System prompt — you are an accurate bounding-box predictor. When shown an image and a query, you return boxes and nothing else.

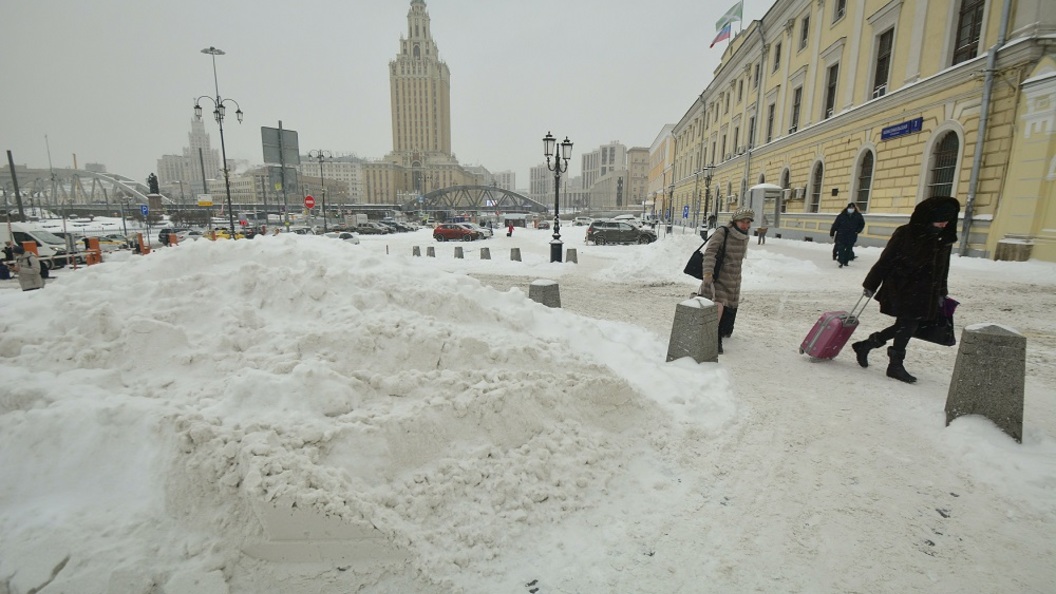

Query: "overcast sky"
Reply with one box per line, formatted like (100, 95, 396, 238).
(2, 0, 767, 188)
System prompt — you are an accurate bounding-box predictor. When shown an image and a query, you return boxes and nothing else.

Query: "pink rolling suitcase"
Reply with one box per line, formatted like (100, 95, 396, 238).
(799, 295, 870, 361)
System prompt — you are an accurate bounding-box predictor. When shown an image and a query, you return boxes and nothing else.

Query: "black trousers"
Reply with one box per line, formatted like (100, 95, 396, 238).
(874, 317, 920, 351)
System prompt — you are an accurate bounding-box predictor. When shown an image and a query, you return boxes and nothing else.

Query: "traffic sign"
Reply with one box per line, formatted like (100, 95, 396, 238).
(682, 205, 690, 219)
(141, 205, 149, 217)
(304, 195, 315, 208)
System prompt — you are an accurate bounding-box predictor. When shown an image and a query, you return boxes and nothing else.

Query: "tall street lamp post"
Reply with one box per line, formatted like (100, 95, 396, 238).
(194, 46, 243, 239)
(543, 131, 573, 263)
(308, 149, 332, 232)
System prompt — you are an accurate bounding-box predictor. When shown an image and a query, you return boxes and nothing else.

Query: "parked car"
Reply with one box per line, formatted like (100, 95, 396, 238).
(355, 222, 392, 235)
(158, 228, 190, 245)
(586, 219, 657, 245)
(573, 216, 593, 226)
(95, 233, 133, 251)
(433, 223, 479, 242)
(612, 214, 643, 227)
(459, 223, 492, 238)
(323, 231, 361, 244)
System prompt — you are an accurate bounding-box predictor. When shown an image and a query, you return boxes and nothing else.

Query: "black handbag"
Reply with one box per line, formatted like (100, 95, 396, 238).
(914, 297, 959, 346)
(683, 243, 706, 279)
(682, 227, 729, 280)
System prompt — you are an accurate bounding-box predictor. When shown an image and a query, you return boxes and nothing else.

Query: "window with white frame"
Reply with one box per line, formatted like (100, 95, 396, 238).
(952, 0, 985, 65)
(766, 103, 776, 142)
(928, 132, 960, 197)
(790, 87, 802, 132)
(872, 29, 893, 98)
(855, 150, 874, 212)
(824, 64, 839, 119)
(809, 162, 824, 213)
(800, 15, 810, 50)
(773, 42, 782, 72)
(833, 0, 847, 23)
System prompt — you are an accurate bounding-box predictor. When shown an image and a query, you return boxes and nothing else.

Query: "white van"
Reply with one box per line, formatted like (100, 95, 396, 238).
(0, 222, 74, 269)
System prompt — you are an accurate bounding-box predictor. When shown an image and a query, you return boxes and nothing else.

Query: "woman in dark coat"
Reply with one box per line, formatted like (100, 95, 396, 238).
(851, 196, 960, 383)
(830, 203, 865, 267)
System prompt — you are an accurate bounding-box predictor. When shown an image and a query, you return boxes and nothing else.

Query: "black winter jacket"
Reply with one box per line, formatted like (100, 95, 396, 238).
(830, 209, 865, 245)
(863, 196, 960, 321)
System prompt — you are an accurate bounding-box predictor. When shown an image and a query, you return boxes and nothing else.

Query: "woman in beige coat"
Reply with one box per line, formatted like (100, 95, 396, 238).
(11, 246, 45, 291)
(697, 208, 753, 353)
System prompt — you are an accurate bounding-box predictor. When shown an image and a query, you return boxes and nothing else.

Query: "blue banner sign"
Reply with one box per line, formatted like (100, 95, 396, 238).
(881, 117, 923, 141)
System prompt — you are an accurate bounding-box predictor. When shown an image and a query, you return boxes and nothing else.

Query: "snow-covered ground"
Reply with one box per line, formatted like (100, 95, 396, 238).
(1, 223, 1054, 593)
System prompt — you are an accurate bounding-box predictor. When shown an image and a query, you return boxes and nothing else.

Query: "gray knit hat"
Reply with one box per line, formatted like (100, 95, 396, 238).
(732, 208, 755, 222)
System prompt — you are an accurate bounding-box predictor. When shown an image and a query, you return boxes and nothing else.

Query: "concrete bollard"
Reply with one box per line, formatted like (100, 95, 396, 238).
(666, 297, 719, 363)
(480, 247, 491, 260)
(945, 324, 1026, 442)
(566, 248, 578, 263)
(412, 246, 421, 257)
(454, 246, 464, 259)
(426, 246, 435, 258)
(528, 280, 561, 308)
(510, 247, 522, 262)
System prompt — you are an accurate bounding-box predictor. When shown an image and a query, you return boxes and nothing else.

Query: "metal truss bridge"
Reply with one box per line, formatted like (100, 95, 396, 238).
(2, 167, 174, 212)
(403, 185, 549, 214)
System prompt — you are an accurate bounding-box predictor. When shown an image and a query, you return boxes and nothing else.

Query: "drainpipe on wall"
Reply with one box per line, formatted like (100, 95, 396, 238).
(960, 0, 1013, 256)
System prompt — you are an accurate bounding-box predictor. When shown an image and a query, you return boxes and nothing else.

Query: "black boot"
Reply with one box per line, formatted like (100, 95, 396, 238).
(850, 333, 885, 368)
(719, 307, 738, 338)
(886, 347, 917, 383)
(717, 334, 724, 355)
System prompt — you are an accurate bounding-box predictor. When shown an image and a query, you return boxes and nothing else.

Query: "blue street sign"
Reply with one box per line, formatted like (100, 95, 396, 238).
(683, 205, 690, 219)
(881, 117, 924, 141)
(140, 205, 149, 217)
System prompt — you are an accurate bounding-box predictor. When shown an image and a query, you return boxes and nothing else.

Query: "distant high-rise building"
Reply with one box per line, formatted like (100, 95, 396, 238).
(156, 119, 221, 198)
(362, 0, 481, 206)
(493, 171, 516, 192)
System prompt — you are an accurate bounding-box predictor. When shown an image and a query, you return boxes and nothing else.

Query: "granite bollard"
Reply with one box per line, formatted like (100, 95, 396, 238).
(946, 324, 1026, 442)
(426, 246, 435, 258)
(528, 280, 561, 308)
(480, 247, 491, 260)
(565, 248, 578, 263)
(454, 246, 464, 259)
(510, 247, 522, 262)
(412, 246, 421, 257)
(666, 297, 720, 363)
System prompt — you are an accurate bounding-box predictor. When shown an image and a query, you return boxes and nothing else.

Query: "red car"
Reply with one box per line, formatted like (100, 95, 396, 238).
(433, 223, 480, 242)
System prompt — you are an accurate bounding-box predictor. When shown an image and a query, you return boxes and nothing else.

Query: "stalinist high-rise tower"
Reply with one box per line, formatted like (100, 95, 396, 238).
(362, 0, 479, 205)
(390, 0, 451, 157)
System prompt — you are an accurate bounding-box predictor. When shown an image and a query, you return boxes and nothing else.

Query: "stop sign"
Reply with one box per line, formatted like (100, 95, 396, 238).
(303, 195, 316, 208)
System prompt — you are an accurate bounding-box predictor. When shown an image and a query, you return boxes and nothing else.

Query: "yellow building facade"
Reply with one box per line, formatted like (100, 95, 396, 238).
(668, 0, 1056, 260)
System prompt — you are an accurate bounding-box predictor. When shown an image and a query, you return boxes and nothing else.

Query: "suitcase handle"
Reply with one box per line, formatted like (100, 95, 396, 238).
(847, 294, 870, 324)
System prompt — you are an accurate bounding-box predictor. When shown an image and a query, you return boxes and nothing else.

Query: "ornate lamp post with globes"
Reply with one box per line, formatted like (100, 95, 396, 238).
(542, 131, 573, 263)
(194, 46, 243, 239)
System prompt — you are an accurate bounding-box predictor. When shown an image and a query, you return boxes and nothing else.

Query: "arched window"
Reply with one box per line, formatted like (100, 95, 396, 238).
(855, 151, 874, 212)
(928, 132, 959, 197)
(758, 173, 766, 184)
(809, 162, 824, 212)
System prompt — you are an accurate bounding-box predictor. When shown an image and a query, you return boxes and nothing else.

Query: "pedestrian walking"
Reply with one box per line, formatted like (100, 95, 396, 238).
(830, 203, 865, 267)
(696, 208, 754, 353)
(851, 196, 960, 383)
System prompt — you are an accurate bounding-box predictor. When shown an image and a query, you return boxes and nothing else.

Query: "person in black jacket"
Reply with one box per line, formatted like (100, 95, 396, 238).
(830, 203, 865, 267)
(850, 196, 960, 383)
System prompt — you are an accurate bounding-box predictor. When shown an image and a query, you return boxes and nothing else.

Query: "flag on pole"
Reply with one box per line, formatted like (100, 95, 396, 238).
(710, 23, 732, 48)
(715, 1, 744, 32)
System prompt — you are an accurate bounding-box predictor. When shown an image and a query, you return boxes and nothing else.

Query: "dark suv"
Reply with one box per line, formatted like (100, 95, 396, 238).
(586, 219, 657, 245)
